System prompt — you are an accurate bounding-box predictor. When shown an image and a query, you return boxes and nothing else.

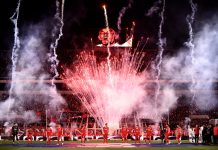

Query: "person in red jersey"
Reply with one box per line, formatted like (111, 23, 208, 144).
(165, 124, 171, 144)
(46, 126, 52, 144)
(145, 125, 153, 144)
(80, 124, 86, 143)
(194, 124, 200, 143)
(121, 125, 128, 143)
(103, 123, 109, 143)
(134, 125, 141, 144)
(175, 125, 182, 144)
(33, 127, 39, 141)
(128, 127, 134, 138)
(26, 126, 33, 144)
(214, 124, 218, 144)
(56, 124, 63, 145)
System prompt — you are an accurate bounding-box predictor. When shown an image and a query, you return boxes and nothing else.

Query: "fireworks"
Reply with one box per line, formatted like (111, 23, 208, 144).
(0, 0, 217, 129)
(62, 49, 150, 129)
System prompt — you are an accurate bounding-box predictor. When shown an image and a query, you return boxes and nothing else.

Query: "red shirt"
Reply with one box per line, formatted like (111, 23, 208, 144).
(57, 127, 63, 136)
(134, 127, 140, 136)
(146, 127, 153, 136)
(103, 127, 109, 135)
(194, 127, 199, 135)
(214, 126, 218, 136)
(34, 129, 39, 136)
(46, 127, 52, 136)
(81, 126, 86, 136)
(27, 128, 33, 136)
(176, 127, 182, 136)
(165, 127, 170, 135)
(121, 127, 128, 136)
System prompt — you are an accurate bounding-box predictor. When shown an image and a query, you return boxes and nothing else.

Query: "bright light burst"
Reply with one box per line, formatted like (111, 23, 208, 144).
(62, 49, 150, 130)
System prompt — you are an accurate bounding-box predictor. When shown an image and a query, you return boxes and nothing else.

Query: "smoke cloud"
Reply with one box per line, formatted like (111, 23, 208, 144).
(162, 19, 218, 110)
(117, 0, 133, 32)
(146, 0, 162, 16)
(0, 24, 65, 122)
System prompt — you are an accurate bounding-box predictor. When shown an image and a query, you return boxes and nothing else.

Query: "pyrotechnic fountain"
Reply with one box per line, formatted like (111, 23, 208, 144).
(62, 5, 146, 130)
(62, 49, 150, 130)
(61, 1, 171, 131)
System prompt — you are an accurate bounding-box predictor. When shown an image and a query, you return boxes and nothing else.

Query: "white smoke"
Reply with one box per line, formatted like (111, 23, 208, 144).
(146, 0, 162, 16)
(136, 17, 218, 124)
(159, 86, 177, 113)
(49, 122, 57, 133)
(0, 25, 65, 122)
(3, 122, 12, 136)
(136, 84, 177, 122)
(117, 0, 133, 32)
(192, 22, 218, 109)
(162, 20, 218, 110)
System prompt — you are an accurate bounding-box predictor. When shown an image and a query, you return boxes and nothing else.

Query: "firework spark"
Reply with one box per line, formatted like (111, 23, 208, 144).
(154, 0, 166, 117)
(49, 0, 65, 86)
(7, 0, 22, 114)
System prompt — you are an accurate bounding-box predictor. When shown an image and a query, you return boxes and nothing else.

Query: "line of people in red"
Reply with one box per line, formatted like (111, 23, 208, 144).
(77, 123, 183, 144)
(99, 123, 182, 144)
(45, 124, 64, 145)
(26, 123, 218, 145)
(26, 124, 64, 145)
(10, 122, 218, 145)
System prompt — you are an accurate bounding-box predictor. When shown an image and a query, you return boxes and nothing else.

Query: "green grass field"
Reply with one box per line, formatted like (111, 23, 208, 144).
(0, 139, 190, 144)
(0, 146, 218, 150)
(0, 140, 218, 150)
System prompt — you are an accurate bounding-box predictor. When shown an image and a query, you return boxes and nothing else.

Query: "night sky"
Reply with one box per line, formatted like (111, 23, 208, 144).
(0, 0, 218, 77)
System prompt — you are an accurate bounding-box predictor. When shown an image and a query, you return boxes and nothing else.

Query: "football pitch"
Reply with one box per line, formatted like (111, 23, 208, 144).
(0, 145, 217, 150)
(0, 140, 218, 150)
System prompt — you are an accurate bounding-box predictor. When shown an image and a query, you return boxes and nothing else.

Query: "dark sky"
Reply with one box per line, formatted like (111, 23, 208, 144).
(1, 0, 218, 48)
(0, 0, 218, 76)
